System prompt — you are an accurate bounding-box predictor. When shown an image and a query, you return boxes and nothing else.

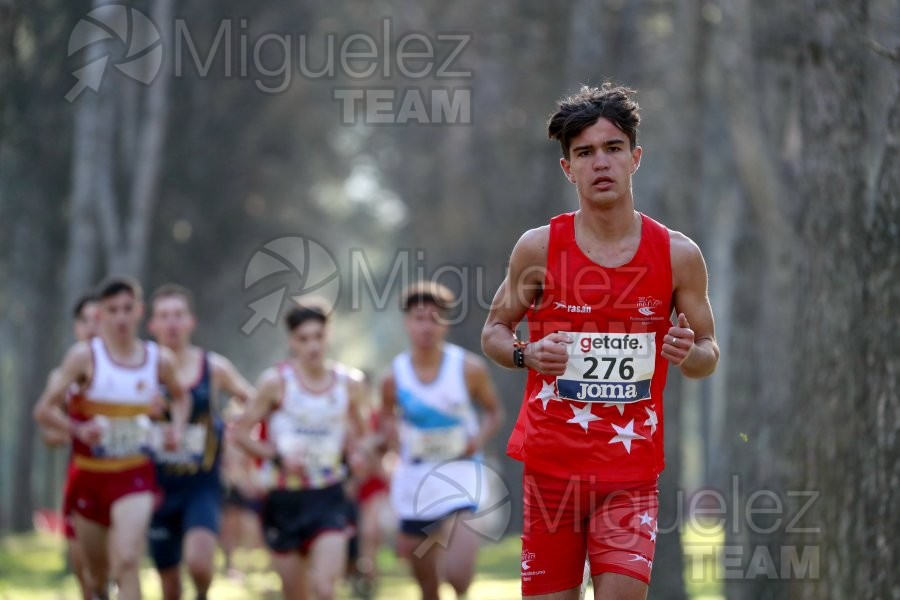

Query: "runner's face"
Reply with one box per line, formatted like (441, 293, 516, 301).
(561, 118, 642, 208)
(148, 296, 195, 348)
(404, 303, 448, 351)
(100, 291, 143, 339)
(288, 319, 327, 367)
(73, 302, 100, 342)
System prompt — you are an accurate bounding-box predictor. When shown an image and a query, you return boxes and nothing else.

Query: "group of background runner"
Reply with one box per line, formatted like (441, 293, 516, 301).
(34, 277, 500, 600)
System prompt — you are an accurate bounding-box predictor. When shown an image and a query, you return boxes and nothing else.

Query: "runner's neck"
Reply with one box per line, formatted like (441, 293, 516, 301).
(410, 344, 444, 373)
(169, 342, 196, 364)
(103, 335, 143, 364)
(575, 206, 640, 243)
(293, 359, 330, 386)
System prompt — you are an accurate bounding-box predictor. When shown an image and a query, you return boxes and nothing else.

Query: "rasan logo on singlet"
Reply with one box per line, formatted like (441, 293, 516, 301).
(552, 301, 592, 313)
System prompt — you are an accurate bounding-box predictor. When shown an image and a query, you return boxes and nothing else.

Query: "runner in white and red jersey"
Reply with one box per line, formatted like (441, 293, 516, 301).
(35, 292, 100, 600)
(34, 276, 190, 600)
(482, 83, 719, 600)
(235, 302, 367, 600)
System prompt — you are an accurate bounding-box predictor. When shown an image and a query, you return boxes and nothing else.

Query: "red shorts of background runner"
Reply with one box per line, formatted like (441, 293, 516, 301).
(358, 475, 389, 505)
(520, 466, 659, 596)
(69, 462, 158, 527)
(61, 461, 79, 539)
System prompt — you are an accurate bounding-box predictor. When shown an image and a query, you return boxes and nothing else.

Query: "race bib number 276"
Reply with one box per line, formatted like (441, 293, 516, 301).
(556, 332, 656, 403)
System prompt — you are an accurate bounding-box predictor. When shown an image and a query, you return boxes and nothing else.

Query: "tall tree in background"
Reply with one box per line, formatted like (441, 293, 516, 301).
(719, 0, 899, 597)
(651, 1, 712, 597)
(64, 0, 174, 308)
(0, 0, 82, 532)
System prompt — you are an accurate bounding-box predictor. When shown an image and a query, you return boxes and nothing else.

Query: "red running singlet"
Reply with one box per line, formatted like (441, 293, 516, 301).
(507, 212, 674, 481)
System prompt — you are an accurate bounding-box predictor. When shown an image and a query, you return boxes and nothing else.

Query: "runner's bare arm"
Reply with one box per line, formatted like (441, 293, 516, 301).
(344, 369, 368, 457)
(210, 352, 256, 406)
(33, 342, 92, 441)
(234, 367, 281, 460)
(378, 372, 400, 452)
(158, 347, 191, 439)
(36, 368, 73, 446)
(463, 353, 504, 455)
(482, 226, 572, 375)
(663, 232, 719, 378)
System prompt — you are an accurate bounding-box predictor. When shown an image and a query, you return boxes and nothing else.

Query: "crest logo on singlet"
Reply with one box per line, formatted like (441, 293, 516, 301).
(632, 296, 665, 322)
(637, 296, 662, 313)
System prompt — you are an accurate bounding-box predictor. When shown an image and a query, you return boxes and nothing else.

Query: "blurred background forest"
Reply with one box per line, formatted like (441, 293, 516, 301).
(1, 0, 898, 598)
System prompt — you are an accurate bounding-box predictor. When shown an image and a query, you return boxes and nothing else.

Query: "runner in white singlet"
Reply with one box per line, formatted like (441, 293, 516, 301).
(381, 281, 503, 600)
(235, 303, 367, 600)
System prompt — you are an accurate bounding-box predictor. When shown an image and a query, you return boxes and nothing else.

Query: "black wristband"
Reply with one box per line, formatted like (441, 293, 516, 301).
(513, 346, 526, 368)
(272, 452, 283, 468)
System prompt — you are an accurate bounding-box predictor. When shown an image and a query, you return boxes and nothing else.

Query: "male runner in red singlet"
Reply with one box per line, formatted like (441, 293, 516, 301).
(35, 292, 101, 600)
(482, 83, 719, 599)
(235, 303, 367, 600)
(34, 276, 190, 600)
(147, 284, 256, 600)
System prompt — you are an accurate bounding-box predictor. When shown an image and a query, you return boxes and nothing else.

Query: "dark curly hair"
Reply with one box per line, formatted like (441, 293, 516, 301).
(547, 83, 640, 160)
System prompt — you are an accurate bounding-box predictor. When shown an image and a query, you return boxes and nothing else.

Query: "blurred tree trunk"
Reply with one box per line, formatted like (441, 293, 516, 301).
(8, 198, 59, 531)
(717, 0, 801, 593)
(0, 0, 18, 531)
(789, 5, 897, 596)
(64, 0, 173, 310)
(719, 0, 898, 597)
(116, 0, 173, 276)
(650, 1, 710, 597)
(63, 41, 109, 309)
(0, 0, 74, 532)
(858, 81, 900, 599)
